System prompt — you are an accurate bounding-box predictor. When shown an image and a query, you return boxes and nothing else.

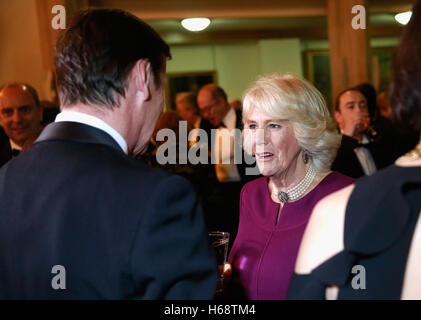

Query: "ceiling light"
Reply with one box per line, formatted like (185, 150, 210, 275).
(181, 18, 211, 32)
(395, 11, 412, 25)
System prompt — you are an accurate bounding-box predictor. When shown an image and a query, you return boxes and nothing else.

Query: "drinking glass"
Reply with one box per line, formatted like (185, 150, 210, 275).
(208, 231, 230, 275)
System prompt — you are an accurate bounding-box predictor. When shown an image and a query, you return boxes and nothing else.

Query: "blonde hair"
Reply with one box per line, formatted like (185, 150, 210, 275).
(242, 73, 340, 174)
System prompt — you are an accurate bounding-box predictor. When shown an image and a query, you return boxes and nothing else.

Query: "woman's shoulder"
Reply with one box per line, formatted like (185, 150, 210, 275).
(324, 171, 355, 188)
(241, 176, 267, 195)
(308, 171, 354, 203)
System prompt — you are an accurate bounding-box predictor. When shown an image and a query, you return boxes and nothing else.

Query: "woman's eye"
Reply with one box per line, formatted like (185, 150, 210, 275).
(269, 123, 281, 129)
(248, 124, 257, 129)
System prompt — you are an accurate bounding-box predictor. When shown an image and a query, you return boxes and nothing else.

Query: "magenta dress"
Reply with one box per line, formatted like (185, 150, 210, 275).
(228, 172, 354, 300)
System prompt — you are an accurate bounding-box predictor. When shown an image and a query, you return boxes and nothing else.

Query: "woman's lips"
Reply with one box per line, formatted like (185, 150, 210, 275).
(256, 152, 274, 161)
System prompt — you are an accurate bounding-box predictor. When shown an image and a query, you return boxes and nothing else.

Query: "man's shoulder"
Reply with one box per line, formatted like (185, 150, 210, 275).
(28, 138, 175, 184)
(6, 140, 194, 204)
(117, 154, 177, 182)
(0, 139, 11, 152)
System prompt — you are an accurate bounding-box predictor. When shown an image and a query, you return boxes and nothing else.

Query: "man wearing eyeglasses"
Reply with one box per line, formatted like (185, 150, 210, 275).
(197, 84, 257, 246)
(0, 83, 43, 166)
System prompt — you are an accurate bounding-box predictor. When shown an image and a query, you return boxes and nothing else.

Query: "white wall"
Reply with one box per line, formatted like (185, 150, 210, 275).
(259, 38, 303, 77)
(0, 0, 48, 99)
(214, 43, 260, 101)
(167, 38, 304, 104)
(167, 45, 215, 73)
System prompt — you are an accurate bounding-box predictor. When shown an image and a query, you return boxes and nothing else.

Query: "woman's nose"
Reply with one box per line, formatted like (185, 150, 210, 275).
(255, 128, 267, 145)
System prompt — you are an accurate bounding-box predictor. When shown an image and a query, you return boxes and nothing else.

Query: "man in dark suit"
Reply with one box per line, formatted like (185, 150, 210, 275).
(332, 88, 397, 178)
(197, 84, 258, 246)
(0, 83, 43, 167)
(0, 9, 217, 299)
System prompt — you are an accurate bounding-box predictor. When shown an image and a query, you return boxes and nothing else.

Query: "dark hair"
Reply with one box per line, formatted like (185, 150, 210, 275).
(0, 83, 40, 108)
(353, 83, 377, 120)
(55, 9, 171, 109)
(390, 0, 421, 133)
(334, 88, 364, 112)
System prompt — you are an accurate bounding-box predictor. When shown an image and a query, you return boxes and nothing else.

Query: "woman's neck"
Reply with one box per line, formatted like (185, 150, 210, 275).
(270, 159, 309, 193)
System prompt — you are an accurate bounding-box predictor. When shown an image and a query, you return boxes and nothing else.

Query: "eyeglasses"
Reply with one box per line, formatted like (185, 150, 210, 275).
(199, 100, 219, 116)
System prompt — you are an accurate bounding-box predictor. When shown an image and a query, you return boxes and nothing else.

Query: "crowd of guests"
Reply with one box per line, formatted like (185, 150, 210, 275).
(0, 1, 420, 300)
(136, 71, 418, 258)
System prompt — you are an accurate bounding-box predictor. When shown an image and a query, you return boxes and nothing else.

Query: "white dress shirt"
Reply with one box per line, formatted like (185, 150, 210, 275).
(10, 139, 22, 152)
(354, 134, 377, 176)
(55, 111, 128, 154)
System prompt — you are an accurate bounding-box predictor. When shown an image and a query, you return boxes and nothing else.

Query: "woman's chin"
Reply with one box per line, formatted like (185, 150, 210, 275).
(257, 164, 276, 177)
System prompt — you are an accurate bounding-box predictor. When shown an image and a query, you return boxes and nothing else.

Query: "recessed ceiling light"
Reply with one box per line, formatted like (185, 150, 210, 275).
(181, 18, 211, 32)
(395, 11, 412, 25)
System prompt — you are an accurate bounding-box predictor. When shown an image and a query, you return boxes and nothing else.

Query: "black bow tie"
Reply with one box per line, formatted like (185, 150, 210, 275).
(11, 149, 20, 157)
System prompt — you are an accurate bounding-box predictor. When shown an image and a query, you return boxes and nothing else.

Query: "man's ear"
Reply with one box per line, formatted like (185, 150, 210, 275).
(133, 59, 152, 101)
(334, 110, 342, 127)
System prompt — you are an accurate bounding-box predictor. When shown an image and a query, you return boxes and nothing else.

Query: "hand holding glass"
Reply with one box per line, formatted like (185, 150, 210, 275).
(209, 232, 230, 276)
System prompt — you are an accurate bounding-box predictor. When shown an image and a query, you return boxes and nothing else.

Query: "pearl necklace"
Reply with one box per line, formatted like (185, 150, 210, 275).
(273, 165, 317, 203)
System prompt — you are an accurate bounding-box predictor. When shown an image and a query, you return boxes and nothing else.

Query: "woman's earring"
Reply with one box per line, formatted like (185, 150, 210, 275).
(302, 150, 309, 164)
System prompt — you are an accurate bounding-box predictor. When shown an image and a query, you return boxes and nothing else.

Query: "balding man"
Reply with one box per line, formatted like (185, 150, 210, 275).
(197, 84, 246, 182)
(0, 83, 43, 166)
(197, 84, 256, 243)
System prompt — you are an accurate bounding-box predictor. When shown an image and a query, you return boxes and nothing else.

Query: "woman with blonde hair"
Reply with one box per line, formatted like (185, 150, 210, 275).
(225, 73, 354, 299)
(288, 0, 421, 300)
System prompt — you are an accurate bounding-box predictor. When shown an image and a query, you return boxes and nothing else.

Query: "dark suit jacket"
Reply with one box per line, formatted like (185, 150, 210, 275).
(331, 134, 397, 179)
(0, 121, 217, 299)
(199, 117, 215, 145)
(0, 140, 12, 168)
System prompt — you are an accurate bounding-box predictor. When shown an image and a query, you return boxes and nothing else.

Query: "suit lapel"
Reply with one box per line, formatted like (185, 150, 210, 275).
(35, 122, 124, 154)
